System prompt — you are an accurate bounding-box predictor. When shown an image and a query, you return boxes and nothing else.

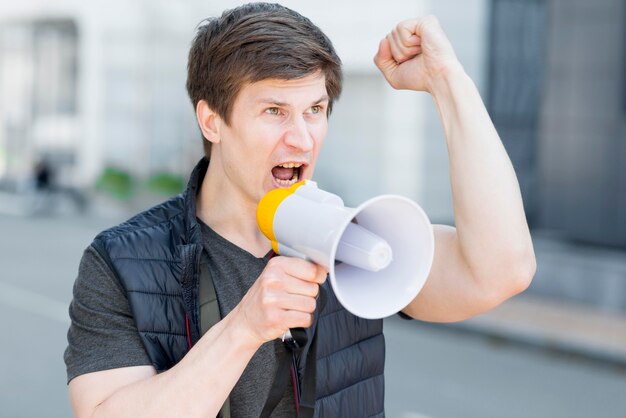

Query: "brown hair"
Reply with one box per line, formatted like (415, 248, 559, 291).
(186, 2, 343, 158)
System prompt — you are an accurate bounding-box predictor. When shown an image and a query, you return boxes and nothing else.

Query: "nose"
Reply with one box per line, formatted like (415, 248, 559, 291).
(283, 115, 314, 152)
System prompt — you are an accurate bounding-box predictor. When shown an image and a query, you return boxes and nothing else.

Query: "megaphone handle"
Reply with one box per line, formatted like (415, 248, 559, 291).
(282, 327, 308, 349)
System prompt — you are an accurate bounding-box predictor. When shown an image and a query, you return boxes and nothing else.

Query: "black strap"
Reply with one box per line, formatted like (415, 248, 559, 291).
(198, 258, 231, 418)
(259, 345, 294, 418)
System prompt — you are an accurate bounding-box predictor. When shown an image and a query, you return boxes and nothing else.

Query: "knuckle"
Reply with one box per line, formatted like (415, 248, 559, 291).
(263, 271, 282, 289)
(267, 274, 281, 287)
(307, 264, 318, 279)
(260, 292, 274, 309)
(259, 274, 272, 288)
(311, 283, 320, 298)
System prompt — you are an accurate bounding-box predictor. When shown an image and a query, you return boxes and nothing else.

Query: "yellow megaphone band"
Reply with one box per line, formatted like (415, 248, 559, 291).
(256, 181, 305, 253)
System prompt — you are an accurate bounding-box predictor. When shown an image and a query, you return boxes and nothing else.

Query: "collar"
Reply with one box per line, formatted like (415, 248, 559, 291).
(182, 157, 209, 246)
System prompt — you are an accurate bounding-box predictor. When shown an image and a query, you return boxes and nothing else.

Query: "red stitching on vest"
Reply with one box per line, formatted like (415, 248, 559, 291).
(185, 312, 192, 349)
(290, 365, 299, 413)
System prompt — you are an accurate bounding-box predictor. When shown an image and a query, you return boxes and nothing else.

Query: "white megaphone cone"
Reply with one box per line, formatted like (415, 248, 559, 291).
(257, 180, 435, 319)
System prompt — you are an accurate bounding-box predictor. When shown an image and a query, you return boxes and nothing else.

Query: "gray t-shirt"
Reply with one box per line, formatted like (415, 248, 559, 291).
(64, 221, 295, 417)
(199, 220, 295, 417)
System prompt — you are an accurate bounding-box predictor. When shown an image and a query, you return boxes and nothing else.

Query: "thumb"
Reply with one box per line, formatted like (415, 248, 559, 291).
(373, 38, 397, 75)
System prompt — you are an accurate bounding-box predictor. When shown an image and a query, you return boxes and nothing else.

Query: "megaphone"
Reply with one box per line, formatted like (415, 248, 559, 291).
(256, 180, 434, 319)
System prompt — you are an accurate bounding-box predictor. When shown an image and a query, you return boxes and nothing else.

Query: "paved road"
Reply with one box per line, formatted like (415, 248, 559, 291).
(1, 213, 625, 418)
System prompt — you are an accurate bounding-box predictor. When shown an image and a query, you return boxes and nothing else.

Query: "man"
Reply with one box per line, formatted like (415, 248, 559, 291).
(65, 3, 535, 417)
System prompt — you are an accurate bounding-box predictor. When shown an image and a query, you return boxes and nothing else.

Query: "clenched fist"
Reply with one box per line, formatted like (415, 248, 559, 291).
(374, 15, 463, 93)
(234, 256, 327, 345)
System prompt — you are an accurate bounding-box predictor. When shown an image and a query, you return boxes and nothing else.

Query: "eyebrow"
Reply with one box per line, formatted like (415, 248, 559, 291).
(257, 95, 330, 107)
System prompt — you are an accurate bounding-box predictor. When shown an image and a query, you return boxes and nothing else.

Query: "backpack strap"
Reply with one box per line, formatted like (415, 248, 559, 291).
(199, 258, 231, 418)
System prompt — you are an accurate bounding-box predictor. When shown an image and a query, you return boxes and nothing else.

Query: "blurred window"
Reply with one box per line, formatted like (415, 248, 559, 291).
(0, 19, 78, 182)
(32, 20, 78, 116)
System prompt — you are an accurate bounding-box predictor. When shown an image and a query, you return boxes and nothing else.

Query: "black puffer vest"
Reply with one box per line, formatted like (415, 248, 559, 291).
(91, 158, 385, 417)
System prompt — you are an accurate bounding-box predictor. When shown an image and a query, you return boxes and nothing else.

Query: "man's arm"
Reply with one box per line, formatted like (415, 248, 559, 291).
(68, 256, 326, 417)
(374, 16, 536, 322)
(69, 306, 258, 417)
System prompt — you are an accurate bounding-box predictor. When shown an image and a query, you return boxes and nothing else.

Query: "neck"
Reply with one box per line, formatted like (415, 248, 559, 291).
(196, 160, 271, 258)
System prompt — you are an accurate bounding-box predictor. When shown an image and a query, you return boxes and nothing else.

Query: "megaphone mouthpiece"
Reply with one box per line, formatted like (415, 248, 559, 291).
(335, 223, 392, 272)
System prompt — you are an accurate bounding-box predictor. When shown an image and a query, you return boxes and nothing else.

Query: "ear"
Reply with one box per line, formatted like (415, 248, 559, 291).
(196, 100, 222, 145)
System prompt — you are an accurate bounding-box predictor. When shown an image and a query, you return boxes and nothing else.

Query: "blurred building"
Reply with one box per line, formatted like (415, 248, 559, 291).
(488, 0, 626, 248)
(0, 0, 212, 190)
(0, 0, 488, 218)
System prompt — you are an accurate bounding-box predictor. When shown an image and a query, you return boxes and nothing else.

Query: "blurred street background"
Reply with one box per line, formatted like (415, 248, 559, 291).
(1, 0, 625, 417)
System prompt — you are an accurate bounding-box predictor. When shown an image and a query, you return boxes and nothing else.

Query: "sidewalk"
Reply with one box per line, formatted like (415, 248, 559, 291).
(446, 294, 626, 365)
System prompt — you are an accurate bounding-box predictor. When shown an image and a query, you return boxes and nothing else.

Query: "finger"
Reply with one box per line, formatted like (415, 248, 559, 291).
(398, 17, 430, 39)
(315, 265, 328, 285)
(403, 33, 422, 54)
(386, 33, 404, 63)
(270, 256, 319, 282)
(284, 277, 319, 298)
(278, 294, 317, 313)
(395, 23, 422, 47)
(405, 34, 421, 47)
(283, 265, 325, 297)
(283, 310, 314, 329)
(391, 28, 421, 63)
(374, 38, 395, 71)
(374, 38, 399, 86)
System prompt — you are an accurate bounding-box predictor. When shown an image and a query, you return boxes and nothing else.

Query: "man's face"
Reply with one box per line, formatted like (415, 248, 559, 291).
(213, 72, 329, 204)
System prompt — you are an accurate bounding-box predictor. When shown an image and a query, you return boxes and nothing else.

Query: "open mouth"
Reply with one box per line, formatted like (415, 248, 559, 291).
(271, 162, 304, 187)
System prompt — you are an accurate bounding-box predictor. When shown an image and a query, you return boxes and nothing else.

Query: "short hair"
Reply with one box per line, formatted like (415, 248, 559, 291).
(186, 2, 343, 158)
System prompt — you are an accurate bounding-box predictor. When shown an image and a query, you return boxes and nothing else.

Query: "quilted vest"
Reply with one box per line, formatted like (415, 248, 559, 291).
(91, 158, 385, 417)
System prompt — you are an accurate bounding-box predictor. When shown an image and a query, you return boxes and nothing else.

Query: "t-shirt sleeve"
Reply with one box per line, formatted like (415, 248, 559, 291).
(64, 245, 152, 383)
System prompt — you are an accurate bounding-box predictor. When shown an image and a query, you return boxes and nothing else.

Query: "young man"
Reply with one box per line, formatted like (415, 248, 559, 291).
(65, 3, 535, 417)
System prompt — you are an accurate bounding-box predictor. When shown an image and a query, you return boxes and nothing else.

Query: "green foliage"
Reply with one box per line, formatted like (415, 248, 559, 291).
(95, 167, 184, 201)
(95, 167, 134, 200)
(144, 172, 185, 196)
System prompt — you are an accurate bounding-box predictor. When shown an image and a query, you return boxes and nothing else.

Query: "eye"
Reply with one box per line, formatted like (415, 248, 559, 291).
(308, 105, 322, 114)
(265, 107, 282, 116)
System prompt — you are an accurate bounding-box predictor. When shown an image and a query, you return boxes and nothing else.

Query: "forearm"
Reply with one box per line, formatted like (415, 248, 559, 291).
(91, 307, 260, 418)
(431, 67, 536, 295)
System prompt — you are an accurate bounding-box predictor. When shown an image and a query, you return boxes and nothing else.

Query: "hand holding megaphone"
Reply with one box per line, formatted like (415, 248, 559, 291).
(257, 180, 435, 319)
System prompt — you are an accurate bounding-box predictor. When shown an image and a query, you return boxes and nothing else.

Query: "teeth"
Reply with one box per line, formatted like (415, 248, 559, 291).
(278, 163, 303, 168)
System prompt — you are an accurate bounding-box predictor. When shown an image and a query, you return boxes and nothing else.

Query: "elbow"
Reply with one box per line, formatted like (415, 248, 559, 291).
(481, 249, 537, 308)
(512, 254, 536, 295)
(502, 248, 537, 299)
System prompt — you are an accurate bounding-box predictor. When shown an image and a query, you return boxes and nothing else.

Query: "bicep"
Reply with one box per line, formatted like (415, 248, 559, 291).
(402, 224, 486, 322)
(69, 365, 156, 418)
